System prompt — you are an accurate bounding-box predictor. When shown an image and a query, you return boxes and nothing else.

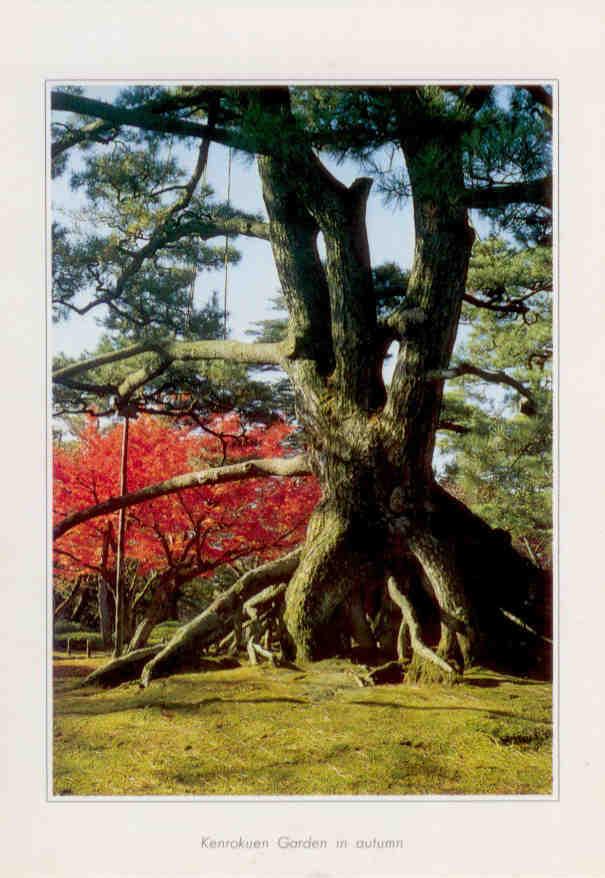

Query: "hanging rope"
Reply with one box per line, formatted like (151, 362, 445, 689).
(222, 146, 232, 340)
(186, 141, 209, 332)
(186, 270, 196, 331)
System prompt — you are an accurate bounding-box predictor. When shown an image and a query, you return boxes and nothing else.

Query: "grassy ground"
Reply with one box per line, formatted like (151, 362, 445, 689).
(53, 654, 552, 797)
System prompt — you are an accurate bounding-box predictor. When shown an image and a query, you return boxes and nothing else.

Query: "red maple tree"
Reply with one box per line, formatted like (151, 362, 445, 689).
(53, 413, 319, 648)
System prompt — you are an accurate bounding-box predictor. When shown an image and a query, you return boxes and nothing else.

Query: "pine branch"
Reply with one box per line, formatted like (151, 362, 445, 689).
(52, 119, 119, 159)
(431, 361, 537, 412)
(52, 90, 253, 153)
(53, 337, 287, 384)
(464, 175, 552, 210)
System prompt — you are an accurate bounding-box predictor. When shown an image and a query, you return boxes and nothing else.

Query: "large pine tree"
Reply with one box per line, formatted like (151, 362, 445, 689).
(52, 84, 553, 685)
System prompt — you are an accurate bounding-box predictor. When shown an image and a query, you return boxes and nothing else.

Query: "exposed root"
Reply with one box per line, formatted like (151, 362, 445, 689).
(396, 618, 411, 662)
(247, 640, 280, 666)
(244, 582, 287, 619)
(82, 644, 164, 688)
(387, 575, 459, 683)
(499, 607, 553, 644)
(405, 654, 459, 686)
(140, 549, 300, 687)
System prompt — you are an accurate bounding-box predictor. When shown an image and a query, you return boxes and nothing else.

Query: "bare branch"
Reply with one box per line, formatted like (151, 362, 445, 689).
(53, 337, 287, 385)
(116, 355, 174, 401)
(181, 215, 270, 241)
(53, 454, 311, 539)
(53, 342, 156, 381)
(430, 361, 537, 412)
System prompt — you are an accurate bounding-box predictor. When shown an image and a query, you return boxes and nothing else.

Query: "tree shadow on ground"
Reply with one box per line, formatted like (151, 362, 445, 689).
(56, 695, 309, 717)
(54, 663, 97, 679)
(464, 676, 547, 688)
(347, 702, 550, 724)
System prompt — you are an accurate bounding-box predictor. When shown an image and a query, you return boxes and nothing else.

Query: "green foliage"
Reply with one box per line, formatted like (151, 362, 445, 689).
(148, 620, 183, 644)
(52, 121, 266, 338)
(52, 86, 553, 562)
(246, 294, 288, 344)
(439, 238, 552, 566)
(54, 630, 105, 651)
(291, 86, 550, 224)
(54, 619, 86, 635)
(372, 262, 409, 316)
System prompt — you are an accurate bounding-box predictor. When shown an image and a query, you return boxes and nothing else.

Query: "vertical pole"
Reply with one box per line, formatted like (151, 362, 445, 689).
(113, 415, 130, 658)
(223, 147, 232, 340)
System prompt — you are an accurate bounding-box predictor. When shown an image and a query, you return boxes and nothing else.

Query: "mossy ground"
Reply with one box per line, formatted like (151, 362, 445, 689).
(53, 654, 552, 797)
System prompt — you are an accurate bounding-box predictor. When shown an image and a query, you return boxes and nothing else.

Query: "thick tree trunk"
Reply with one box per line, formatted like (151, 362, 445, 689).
(255, 98, 498, 675)
(282, 424, 391, 661)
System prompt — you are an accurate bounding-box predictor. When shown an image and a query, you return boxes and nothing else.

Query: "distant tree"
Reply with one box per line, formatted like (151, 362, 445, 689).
(439, 238, 552, 568)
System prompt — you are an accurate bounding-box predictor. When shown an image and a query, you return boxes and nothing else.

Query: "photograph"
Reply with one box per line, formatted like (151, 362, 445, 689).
(50, 81, 554, 799)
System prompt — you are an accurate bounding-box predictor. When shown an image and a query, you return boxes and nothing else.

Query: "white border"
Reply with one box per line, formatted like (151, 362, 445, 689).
(2, 3, 604, 876)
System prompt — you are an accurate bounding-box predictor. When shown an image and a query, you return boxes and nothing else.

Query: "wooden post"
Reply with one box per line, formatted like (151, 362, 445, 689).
(66, 638, 71, 656)
(113, 406, 137, 658)
(86, 638, 91, 658)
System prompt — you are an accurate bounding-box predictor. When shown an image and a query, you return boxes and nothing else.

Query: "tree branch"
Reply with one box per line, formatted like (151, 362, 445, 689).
(52, 119, 119, 159)
(53, 454, 311, 539)
(53, 337, 286, 385)
(379, 307, 427, 341)
(430, 361, 537, 412)
(55, 377, 118, 395)
(464, 175, 552, 210)
(52, 90, 253, 153)
(462, 291, 539, 317)
(437, 420, 470, 435)
(180, 215, 270, 241)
